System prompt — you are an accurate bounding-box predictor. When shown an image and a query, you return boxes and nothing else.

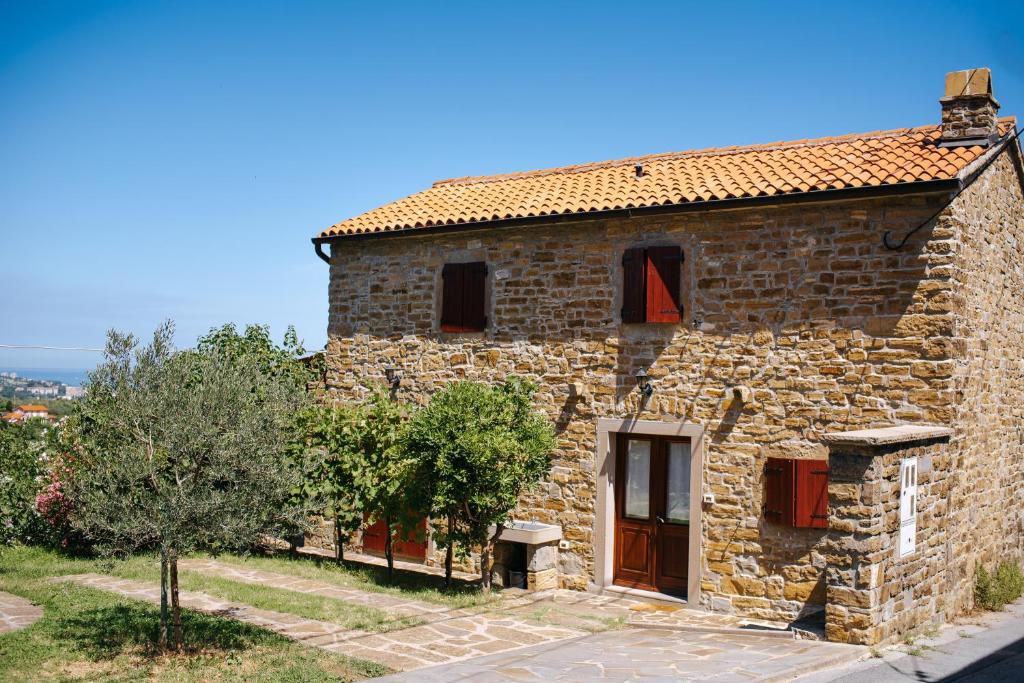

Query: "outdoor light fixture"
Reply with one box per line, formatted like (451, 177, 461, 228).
(634, 369, 653, 398)
(384, 366, 401, 390)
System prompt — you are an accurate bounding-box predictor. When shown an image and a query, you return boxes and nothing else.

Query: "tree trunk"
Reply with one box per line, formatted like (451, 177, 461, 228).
(334, 512, 344, 564)
(158, 546, 169, 650)
(480, 522, 503, 593)
(444, 513, 455, 589)
(170, 554, 183, 652)
(384, 512, 395, 581)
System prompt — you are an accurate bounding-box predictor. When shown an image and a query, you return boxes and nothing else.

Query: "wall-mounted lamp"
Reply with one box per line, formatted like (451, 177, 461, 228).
(634, 369, 653, 398)
(384, 366, 402, 390)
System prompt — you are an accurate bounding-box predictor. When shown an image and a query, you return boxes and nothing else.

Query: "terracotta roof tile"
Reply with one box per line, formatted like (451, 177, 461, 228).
(320, 119, 1017, 238)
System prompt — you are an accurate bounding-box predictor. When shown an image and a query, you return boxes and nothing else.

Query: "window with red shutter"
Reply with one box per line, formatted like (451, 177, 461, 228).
(794, 459, 829, 528)
(646, 246, 682, 323)
(764, 458, 829, 529)
(440, 262, 487, 332)
(622, 246, 682, 324)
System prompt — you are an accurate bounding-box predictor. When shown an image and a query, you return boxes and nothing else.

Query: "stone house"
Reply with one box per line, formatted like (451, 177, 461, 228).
(311, 68, 1023, 645)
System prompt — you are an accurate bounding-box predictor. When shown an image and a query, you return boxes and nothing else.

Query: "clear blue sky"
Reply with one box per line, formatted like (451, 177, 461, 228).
(1, 0, 1021, 370)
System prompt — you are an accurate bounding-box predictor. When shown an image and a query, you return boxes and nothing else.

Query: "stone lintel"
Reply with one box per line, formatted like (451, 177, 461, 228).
(821, 424, 953, 448)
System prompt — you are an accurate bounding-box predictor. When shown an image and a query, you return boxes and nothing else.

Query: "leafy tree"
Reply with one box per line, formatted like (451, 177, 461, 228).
(303, 387, 413, 577)
(196, 322, 317, 391)
(403, 377, 555, 589)
(68, 322, 314, 651)
(300, 403, 366, 563)
(197, 323, 322, 549)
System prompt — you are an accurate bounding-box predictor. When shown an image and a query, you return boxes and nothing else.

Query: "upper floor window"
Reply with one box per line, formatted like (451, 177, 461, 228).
(441, 261, 487, 332)
(622, 246, 683, 323)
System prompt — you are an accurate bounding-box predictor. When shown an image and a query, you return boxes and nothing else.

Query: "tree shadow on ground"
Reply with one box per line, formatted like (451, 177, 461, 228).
(255, 547, 485, 596)
(54, 601, 280, 660)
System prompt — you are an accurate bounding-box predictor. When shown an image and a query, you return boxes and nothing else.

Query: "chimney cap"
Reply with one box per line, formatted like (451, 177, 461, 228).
(942, 68, 998, 106)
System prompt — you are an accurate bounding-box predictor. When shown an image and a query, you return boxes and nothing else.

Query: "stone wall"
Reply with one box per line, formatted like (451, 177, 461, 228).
(825, 433, 953, 644)
(822, 147, 1024, 646)
(324, 187, 974, 621)
(945, 148, 1024, 613)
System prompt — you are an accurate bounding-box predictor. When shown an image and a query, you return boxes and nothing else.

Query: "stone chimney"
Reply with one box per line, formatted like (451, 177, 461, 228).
(939, 68, 1000, 147)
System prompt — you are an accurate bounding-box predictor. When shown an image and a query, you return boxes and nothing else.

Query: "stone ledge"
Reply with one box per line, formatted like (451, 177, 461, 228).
(821, 424, 953, 448)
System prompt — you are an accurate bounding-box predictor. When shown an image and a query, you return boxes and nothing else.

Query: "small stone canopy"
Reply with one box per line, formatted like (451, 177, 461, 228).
(820, 424, 953, 449)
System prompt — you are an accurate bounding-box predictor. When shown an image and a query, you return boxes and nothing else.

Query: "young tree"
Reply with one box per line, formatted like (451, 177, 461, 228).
(403, 377, 555, 589)
(303, 403, 368, 563)
(304, 387, 414, 577)
(68, 322, 314, 651)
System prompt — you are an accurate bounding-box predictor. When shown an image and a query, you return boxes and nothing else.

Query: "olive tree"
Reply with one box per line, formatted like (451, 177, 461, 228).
(69, 322, 315, 651)
(403, 377, 555, 589)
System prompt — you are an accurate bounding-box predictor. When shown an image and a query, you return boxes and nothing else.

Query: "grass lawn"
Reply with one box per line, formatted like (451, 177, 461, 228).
(196, 549, 499, 610)
(0, 545, 391, 682)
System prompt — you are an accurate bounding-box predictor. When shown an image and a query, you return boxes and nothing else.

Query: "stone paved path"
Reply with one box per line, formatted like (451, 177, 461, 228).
(182, 559, 793, 636)
(324, 614, 585, 671)
(58, 574, 363, 648)
(60, 563, 826, 676)
(57, 573, 586, 672)
(0, 590, 43, 634)
(372, 627, 866, 682)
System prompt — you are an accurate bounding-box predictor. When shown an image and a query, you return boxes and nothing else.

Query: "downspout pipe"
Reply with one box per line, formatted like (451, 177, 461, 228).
(312, 238, 331, 264)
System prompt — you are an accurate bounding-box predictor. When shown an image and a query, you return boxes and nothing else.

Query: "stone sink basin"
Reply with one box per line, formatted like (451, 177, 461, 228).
(491, 520, 562, 545)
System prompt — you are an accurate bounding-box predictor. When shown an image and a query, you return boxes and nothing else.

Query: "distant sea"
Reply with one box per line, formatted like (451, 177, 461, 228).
(0, 367, 90, 388)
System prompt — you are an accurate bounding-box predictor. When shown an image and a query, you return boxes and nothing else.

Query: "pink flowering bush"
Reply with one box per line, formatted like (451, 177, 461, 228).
(36, 462, 73, 532)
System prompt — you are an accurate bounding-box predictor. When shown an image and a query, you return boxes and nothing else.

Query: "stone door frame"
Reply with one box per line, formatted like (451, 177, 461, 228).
(594, 417, 704, 603)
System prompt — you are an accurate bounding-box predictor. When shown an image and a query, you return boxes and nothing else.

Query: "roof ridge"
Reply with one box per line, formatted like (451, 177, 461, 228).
(431, 122, 954, 189)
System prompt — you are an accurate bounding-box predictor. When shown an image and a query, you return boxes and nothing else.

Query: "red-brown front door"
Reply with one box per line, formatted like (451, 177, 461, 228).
(362, 513, 428, 561)
(614, 434, 692, 596)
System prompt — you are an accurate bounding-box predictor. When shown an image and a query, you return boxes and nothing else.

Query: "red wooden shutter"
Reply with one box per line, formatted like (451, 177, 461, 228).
(621, 248, 646, 323)
(794, 459, 829, 528)
(463, 261, 488, 331)
(764, 457, 795, 526)
(645, 246, 681, 323)
(440, 263, 464, 332)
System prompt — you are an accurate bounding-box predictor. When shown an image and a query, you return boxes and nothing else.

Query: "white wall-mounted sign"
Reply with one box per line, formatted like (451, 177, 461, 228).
(899, 457, 918, 558)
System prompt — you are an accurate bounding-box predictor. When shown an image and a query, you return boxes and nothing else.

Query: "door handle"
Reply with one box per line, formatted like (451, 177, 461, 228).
(656, 516, 665, 524)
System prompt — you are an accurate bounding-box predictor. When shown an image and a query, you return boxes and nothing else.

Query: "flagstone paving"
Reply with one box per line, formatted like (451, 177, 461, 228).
(322, 614, 586, 671)
(0, 590, 43, 634)
(57, 565, 842, 677)
(179, 559, 792, 636)
(56, 573, 587, 672)
(371, 627, 867, 682)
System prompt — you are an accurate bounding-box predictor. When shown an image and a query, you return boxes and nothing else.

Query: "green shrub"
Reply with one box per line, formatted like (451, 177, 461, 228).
(975, 561, 1024, 611)
(0, 419, 48, 545)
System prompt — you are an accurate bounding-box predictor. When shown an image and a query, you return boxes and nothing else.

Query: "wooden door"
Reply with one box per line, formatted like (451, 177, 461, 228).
(361, 513, 428, 561)
(614, 434, 692, 596)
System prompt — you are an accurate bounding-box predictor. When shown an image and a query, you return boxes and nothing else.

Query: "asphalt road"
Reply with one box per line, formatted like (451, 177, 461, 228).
(822, 600, 1024, 683)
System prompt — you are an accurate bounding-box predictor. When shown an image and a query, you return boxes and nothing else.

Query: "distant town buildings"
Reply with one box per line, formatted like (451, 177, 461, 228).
(1, 404, 52, 423)
(0, 371, 82, 401)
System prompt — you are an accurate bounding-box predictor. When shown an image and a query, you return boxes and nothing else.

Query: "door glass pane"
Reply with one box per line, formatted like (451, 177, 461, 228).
(624, 440, 651, 519)
(666, 442, 691, 523)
